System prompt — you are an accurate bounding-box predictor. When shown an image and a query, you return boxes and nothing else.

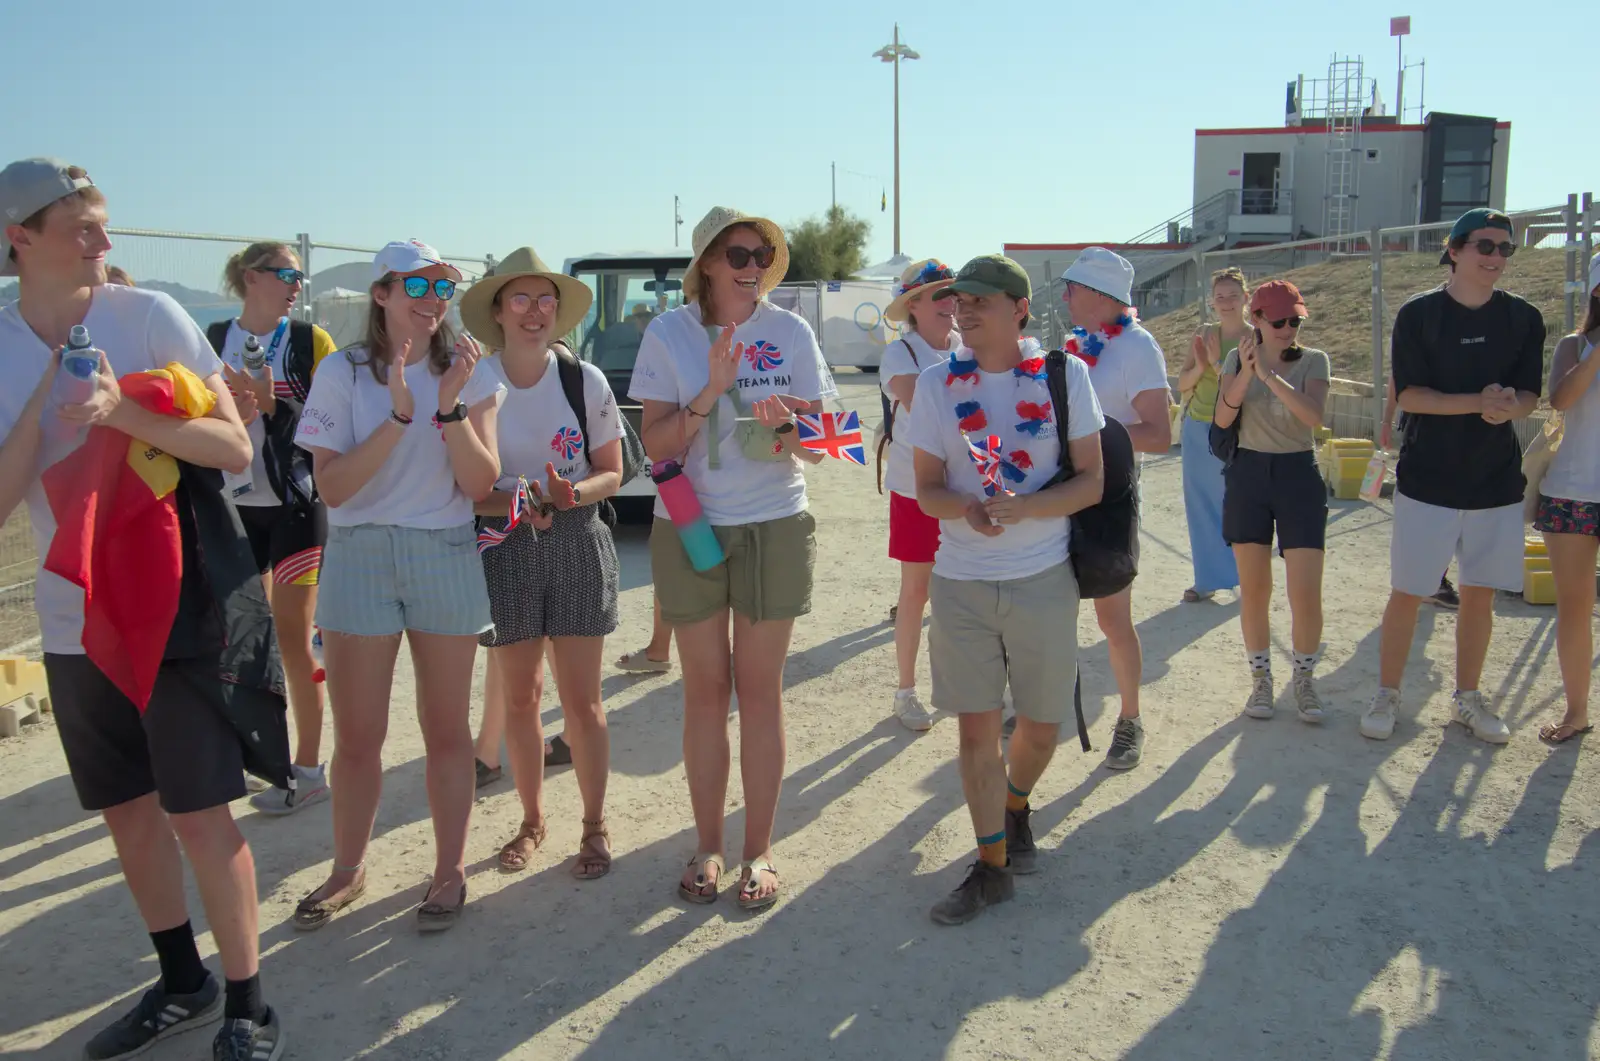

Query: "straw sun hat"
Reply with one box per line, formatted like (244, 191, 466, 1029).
(459, 247, 593, 350)
(884, 258, 957, 323)
(683, 206, 790, 302)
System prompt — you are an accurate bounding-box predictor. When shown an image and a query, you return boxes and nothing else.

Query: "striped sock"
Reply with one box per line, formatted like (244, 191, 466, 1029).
(977, 829, 1007, 868)
(1006, 779, 1030, 813)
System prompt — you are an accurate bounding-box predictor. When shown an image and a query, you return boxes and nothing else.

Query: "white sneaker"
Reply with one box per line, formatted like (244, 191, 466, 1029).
(894, 689, 935, 732)
(1360, 688, 1399, 740)
(250, 763, 330, 817)
(1293, 674, 1325, 724)
(1451, 690, 1511, 745)
(1243, 673, 1275, 719)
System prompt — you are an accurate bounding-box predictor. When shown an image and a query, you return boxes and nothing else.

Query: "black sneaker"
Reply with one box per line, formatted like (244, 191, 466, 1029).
(212, 1006, 286, 1061)
(929, 860, 1014, 925)
(1104, 717, 1145, 771)
(1430, 578, 1460, 610)
(1005, 804, 1037, 874)
(83, 974, 222, 1060)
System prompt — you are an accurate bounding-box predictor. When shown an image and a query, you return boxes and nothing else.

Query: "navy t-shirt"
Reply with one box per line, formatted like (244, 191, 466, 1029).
(1392, 288, 1545, 510)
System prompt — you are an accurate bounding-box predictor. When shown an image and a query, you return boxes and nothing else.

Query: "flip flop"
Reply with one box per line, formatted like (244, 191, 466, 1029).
(678, 853, 725, 904)
(1539, 722, 1593, 744)
(1182, 588, 1215, 603)
(616, 650, 671, 673)
(737, 856, 781, 912)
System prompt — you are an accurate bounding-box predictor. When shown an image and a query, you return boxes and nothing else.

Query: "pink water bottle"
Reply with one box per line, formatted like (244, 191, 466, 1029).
(652, 460, 724, 572)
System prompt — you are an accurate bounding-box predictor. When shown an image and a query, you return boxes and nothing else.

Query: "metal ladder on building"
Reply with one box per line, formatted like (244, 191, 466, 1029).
(1322, 55, 1365, 252)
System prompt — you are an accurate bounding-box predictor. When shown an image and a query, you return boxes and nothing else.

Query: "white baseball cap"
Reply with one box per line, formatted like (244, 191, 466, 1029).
(1060, 246, 1136, 306)
(371, 239, 460, 284)
(0, 157, 96, 278)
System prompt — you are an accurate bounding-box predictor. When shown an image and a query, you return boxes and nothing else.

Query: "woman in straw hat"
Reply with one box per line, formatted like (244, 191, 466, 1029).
(459, 247, 623, 878)
(628, 207, 837, 911)
(879, 258, 959, 731)
(290, 240, 504, 933)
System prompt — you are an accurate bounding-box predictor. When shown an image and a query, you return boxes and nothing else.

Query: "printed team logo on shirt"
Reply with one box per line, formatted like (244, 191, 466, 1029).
(551, 425, 584, 460)
(743, 340, 784, 372)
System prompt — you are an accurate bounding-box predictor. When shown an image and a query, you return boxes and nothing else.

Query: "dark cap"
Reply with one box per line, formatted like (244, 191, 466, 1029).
(934, 254, 1031, 302)
(1439, 208, 1514, 265)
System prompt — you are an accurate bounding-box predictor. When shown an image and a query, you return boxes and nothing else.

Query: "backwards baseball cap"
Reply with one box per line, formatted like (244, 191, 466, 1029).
(0, 157, 96, 278)
(372, 239, 461, 284)
(934, 254, 1031, 302)
(1438, 208, 1514, 265)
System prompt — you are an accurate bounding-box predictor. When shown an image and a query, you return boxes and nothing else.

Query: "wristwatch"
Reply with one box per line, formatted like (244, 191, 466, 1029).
(572, 486, 583, 505)
(433, 402, 468, 426)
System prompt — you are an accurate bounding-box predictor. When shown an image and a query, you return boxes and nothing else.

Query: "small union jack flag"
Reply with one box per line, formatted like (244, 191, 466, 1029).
(478, 478, 533, 554)
(965, 433, 1027, 496)
(550, 426, 584, 460)
(743, 340, 784, 372)
(796, 410, 867, 466)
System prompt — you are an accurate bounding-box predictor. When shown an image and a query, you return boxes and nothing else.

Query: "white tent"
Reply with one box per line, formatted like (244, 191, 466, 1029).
(857, 254, 914, 281)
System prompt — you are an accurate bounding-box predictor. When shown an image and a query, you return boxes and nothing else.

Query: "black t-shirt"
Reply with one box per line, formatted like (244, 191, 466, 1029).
(1392, 287, 1546, 510)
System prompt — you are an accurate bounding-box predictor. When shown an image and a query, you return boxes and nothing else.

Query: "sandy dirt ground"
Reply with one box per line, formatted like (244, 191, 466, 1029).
(2, 371, 1598, 1061)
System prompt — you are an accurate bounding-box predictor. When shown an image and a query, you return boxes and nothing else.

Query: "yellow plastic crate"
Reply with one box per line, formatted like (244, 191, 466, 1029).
(1524, 569, 1556, 605)
(1524, 539, 1548, 559)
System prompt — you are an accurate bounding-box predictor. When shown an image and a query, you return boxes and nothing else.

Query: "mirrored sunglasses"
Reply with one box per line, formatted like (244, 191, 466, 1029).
(401, 276, 457, 300)
(254, 267, 305, 285)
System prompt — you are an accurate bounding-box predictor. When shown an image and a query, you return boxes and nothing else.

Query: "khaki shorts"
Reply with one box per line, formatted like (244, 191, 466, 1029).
(651, 511, 817, 625)
(929, 562, 1080, 725)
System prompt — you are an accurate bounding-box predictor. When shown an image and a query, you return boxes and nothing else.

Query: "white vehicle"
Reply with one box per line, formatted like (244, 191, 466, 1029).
(562, 250, 692, 520)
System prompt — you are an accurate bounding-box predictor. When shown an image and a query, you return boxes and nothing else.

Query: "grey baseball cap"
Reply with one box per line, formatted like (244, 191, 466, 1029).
(0, 158, 96, 277)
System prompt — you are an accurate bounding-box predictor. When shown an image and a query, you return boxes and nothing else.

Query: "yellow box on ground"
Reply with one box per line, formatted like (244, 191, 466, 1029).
(1524, 569, 1557, 605)
(0, 657, 50, 738)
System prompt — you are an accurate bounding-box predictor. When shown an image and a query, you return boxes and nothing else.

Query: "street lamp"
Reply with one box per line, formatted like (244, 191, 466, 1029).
(872, 24, 919, 257)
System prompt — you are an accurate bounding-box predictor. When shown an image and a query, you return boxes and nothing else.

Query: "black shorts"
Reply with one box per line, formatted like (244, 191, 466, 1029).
(44, 653, 247, 815)
(237, 502, 327, 586)
(1222, 449, 1328, 551)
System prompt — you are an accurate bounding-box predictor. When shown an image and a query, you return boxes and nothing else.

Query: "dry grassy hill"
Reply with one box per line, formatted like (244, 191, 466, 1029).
(1144, 247, 1578, 386)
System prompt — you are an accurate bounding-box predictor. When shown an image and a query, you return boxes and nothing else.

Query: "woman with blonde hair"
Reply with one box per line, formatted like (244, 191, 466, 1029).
(879, 258, 958, 731)
(207, 241, 339, 817)
(460, 247, 622, 878)
(291, 240, 504, 932)
(629, 207, 836, 910)
(1176, 266, 1246, 602)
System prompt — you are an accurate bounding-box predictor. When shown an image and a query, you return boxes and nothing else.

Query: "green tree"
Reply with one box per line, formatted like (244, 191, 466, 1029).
(783, 205, 871, 283)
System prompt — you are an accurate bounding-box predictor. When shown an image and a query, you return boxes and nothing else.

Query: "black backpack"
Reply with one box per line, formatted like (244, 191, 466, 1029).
(205, 319, 318, 509)
(550, 342, 647, 526)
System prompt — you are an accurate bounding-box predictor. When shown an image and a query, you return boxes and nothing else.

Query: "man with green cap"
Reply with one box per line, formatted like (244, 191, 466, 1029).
(904, 255, 1107, 923)
(1361, 208, 1546, 745)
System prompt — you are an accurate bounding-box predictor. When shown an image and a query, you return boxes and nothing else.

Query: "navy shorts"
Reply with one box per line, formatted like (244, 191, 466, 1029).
(1222, 449, 1328, 551)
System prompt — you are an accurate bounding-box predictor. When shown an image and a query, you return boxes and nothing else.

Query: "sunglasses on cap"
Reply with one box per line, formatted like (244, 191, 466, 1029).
(400, 276, 457, 300)
(1462, 239, 1517, 259)
(254, 266, 306, 285)
(504, 292, 557, 315)
(1261, 315, 1305, 329)
(724, 245, 776, 270)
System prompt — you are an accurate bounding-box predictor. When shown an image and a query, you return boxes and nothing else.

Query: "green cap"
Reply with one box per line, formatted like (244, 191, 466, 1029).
(1440, 208, 1514, 264)
(934, 254, 1031, 301)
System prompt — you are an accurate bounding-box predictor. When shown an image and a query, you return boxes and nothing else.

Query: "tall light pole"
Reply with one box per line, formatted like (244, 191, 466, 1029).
(873, 24, 919, 257)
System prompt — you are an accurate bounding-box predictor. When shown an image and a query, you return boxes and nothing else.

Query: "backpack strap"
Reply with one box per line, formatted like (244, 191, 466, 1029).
(552, 342, 592, 466)
(283, 321, 315, 404)
(205, 320, 230, 355)
(1045, 349, 1076, 480)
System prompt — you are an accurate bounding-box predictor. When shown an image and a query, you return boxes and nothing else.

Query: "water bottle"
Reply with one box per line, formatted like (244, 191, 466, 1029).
(652, 460, 724, 572)
(310, 629, 326, 684)
(41, 325, 100, 467)
(242, 335, 269, 379)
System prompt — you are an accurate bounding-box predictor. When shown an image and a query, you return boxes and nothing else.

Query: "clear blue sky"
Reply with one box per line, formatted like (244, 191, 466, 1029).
(4, 0, 1590, 287)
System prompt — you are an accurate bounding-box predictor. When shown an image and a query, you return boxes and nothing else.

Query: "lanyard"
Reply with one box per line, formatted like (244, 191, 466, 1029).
(263, 317, 291, 365)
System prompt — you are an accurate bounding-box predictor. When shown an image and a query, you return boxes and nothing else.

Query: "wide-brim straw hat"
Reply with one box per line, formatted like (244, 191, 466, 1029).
(460, 247, 593, 350)
(683, 207, 789, 302)
(884, 258, 957, 323)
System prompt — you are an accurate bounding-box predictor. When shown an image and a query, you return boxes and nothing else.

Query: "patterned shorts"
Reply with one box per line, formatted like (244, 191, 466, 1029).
(479, 505, 620, 646)
(1535, 495, 1600, 537)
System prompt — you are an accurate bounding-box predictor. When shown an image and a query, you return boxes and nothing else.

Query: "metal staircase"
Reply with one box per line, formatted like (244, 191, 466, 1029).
(1320, 55, 1366, 252)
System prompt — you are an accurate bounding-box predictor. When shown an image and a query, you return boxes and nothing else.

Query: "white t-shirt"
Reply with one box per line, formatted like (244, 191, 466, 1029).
(483, 352, 623, 487)
(880, 330, 960, 498)
(0, 285, 223, 654)
(905, 338, 1105, 582)
(628, 301, 837, 525)
(294, 344, 504, 529)
(216, 318, 295, 506)
(1083, 322, 1170, 426)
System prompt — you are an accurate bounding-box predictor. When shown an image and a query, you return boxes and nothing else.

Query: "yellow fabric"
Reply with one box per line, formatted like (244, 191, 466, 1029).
(125, 363, 217, 499)
(310, 325, 337, 376)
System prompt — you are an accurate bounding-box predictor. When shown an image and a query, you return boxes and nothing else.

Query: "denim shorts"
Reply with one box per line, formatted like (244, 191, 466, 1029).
(316, 523, 492, 638)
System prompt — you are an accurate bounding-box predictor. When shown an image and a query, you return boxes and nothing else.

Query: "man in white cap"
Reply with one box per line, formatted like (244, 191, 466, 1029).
(1059, 247, 1172, 770)
(0, 159, 287, 1060)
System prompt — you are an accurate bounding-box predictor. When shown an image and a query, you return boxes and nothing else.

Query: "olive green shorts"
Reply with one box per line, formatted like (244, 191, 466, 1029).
(650, 511, 817, 625)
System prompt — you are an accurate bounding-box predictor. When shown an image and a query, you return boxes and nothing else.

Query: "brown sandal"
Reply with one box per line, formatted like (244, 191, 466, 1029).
(417, 882, 466, 933)
(572, 818, 612, 880)
(292, 866, 367, 932)
(498, 820, 548, 872)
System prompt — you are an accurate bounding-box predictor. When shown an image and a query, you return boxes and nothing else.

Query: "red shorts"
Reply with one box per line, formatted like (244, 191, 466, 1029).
(888, 490, 940, 563)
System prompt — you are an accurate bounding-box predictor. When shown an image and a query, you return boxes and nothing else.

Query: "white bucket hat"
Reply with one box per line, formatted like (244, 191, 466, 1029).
(1061, 246, 1136, 306)
(683, 207, 789, 301)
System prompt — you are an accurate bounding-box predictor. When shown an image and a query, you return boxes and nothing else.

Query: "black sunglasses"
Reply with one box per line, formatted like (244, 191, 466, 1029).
(254, 266, 305, 285)
(1464, 239, 1517, 259)
(400, 276, 457, 301)
(1264, 315, 1305, 329)
(724, 245, 776, 270)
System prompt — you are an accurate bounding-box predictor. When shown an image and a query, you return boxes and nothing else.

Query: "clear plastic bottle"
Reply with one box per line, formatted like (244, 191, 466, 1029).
(41, 325, 100, 468)
(242, 335, 269, 379)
